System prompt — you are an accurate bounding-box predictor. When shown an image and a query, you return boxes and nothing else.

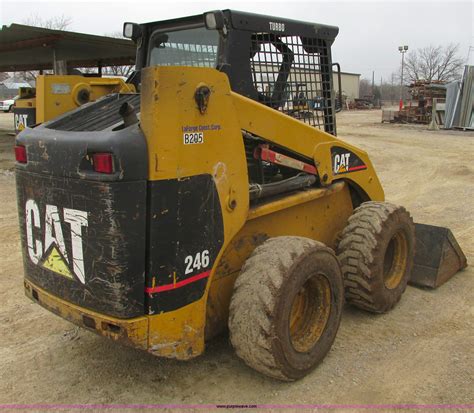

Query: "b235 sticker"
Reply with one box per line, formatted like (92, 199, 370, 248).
(331, 146, 367, 175)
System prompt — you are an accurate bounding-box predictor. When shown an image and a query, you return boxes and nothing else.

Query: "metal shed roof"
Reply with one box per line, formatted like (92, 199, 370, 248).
(0, 24, 136, 72)
(0, 80, 32, 89)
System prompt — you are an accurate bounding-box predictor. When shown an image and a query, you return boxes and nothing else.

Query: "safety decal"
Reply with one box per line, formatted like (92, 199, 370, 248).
(25, 199, 88, 284)
(331, 146, 367, 175)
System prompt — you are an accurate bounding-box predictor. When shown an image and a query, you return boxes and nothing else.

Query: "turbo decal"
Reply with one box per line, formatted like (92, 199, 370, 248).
(331, 146, 367, 175)
(25, 199, 88, 284)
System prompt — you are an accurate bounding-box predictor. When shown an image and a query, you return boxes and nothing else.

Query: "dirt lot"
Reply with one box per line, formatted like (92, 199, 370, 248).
(0, 110, 472, 408)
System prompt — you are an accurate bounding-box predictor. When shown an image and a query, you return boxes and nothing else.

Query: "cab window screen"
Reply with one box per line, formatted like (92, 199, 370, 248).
(149, 27, 219, 68)
(250, 34, 333, 132)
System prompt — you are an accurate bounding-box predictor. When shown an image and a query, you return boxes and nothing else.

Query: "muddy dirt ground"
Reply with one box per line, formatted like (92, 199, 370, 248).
(0, 110, 472, 409)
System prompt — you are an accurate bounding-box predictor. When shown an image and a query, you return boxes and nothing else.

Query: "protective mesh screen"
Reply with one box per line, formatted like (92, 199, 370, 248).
(250, 34, 333, 131)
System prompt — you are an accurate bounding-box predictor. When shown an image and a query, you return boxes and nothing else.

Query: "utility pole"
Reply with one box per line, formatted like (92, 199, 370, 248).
(398, 45, 408, 110)
(391, 73, 394, 106)
(372, 71, 375, 96)
(380, 76, 383, 106)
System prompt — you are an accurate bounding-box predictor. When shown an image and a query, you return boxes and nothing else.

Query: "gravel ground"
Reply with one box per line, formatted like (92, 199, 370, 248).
(0, 110, 472, 410)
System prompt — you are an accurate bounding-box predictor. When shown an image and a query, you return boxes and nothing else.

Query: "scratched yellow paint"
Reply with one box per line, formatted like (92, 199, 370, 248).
(24, 66, 385, 361)
(207, 181, 354, 336)
(24, 280, 149, 350)
(140, 67, 249, 358)
(139, 66, 384, 359)
(232, 92, 385, 201)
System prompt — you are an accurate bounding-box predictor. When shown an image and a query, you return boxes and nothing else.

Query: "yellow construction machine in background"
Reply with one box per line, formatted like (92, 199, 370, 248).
(14, 75, 135, 132)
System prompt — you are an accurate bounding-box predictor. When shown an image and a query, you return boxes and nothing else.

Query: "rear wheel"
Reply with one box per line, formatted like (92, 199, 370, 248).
(337, 201, 415, 313)
(229, 236, 343, 381)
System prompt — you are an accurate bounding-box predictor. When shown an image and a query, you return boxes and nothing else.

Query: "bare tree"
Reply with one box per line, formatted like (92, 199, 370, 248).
(23, 14, 72, 30)
(404, 44, 465, 83)
(359, 78, 372, 98)
(15, 15, 73, 82)
(102, 64, 134, 78)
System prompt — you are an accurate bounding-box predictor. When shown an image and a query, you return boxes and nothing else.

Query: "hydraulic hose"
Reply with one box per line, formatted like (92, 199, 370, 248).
(249, 173, 316, 201)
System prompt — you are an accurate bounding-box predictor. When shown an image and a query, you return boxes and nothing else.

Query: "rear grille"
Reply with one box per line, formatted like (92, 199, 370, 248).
(46, 93, 141, 132)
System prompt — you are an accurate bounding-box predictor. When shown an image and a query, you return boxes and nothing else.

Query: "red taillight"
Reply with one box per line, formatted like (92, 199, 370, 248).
(92, 153, 114, 174)
(14, 145, 27, 163)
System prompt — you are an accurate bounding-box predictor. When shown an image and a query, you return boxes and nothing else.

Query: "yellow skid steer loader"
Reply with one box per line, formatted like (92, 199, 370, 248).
(15, 10, 466, 381)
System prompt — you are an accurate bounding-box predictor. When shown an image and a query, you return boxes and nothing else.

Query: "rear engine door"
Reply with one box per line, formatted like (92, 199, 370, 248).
(15, 95, 147, 318)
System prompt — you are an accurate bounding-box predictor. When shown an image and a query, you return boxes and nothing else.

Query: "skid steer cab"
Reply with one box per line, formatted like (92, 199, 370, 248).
(15, 10, 466, 381)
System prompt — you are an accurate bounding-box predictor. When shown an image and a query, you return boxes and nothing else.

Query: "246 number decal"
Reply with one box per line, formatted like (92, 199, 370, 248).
(184, 250, 210, 274)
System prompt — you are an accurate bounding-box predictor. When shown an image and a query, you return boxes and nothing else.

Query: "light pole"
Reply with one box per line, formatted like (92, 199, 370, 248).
(398, 45, 408, 110)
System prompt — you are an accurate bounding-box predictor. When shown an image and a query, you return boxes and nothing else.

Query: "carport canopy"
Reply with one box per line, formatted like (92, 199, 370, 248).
(0, 23, 136, 72)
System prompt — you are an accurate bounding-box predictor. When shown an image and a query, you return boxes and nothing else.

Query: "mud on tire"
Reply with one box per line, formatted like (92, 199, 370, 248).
(337, 201, 415, 313)
(228, 236, 343, 381)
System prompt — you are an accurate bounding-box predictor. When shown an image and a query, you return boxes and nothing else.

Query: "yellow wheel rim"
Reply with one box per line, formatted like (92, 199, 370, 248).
(289, 274, 331, 353)
(383, 230, 408, 289)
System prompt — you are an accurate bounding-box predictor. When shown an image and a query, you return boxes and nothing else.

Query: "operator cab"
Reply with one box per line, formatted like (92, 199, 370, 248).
(124, 10, 340, 135)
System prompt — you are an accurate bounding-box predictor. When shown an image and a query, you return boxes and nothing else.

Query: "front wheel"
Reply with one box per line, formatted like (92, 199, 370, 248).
(229, 236, 344, 381)
(337, 201, 415, 313)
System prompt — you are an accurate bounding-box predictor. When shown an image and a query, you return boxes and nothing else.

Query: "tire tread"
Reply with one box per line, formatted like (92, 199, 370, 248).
(229, 236, 335, 381)
(337, 201, 415, 313)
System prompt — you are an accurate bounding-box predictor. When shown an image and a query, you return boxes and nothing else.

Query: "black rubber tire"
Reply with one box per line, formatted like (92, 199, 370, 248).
(337, 201, 415, 313)
(228, 236, 343, 381)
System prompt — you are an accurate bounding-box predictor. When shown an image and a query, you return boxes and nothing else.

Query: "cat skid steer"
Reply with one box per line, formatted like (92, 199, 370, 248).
(15, 10, 466, 381)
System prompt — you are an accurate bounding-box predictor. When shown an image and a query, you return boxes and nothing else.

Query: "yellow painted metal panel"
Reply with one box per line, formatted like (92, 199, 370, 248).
(24, 280, 149, 349)
(207, 182, 354, 338)
(232, 92, 384, 201)
(36, 74, 135, 123)
(140, 66, 384, 356)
